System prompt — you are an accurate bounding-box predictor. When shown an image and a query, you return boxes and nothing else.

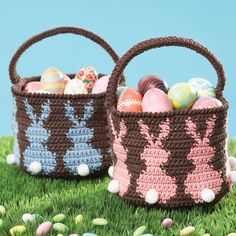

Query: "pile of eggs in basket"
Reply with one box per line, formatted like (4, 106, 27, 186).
(117, 75, 223, 112)
(23, 66, 110, 95)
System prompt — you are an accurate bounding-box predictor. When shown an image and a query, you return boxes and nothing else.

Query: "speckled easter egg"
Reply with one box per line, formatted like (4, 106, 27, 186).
(75, 66, 98, 89)
(117, 86, 128, 97)
(24, 81, 41, 93)
(138, 75, 168, 95)
(188, 77, 216, 98)
(36, 222, 53, 236)
(40, 67, 67, 94)
(142, 88, 173, 113)
(117, 88, 143, 112)
(92, 75, 110, 94)
(192, 96, 222, 110)
(64, 79, 88, 95)
(168, 82, 197, 109)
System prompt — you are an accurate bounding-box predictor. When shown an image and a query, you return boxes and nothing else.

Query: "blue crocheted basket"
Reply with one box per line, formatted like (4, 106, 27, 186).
(10, 27, 124, 178)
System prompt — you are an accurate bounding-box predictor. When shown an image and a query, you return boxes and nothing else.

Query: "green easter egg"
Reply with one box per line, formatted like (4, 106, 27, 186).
(92, 218, 108, 226)
(53, 214, 66, 223)
(133, 225, 147, 236)
(53, 223, 69, 233)
(168, 82, 196, 109)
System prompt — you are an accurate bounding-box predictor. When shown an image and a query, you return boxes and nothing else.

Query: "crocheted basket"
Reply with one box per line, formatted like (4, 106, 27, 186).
(10, 26, 125, 178)
(106, 36, 232, 208)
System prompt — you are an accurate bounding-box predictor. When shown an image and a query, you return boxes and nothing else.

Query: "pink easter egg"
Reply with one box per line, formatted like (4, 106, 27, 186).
(142, 88, 173, 113)
(92, 75, 110, 94)
(36, 221, 53, 236)
(23, 81, 41, 93)
(192, 96, 223, 110)
(117, 88, 143, 112)
(162, 218, 173, 228)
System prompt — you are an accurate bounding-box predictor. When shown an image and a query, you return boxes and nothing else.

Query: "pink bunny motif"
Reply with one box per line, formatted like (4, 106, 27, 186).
(136, 119, 177, 204)
(109, 115, 130, 196)
(185, 115, 223, 203)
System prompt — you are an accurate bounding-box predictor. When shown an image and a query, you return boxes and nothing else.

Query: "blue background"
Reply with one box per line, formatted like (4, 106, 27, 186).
(1, 0, 235, 136)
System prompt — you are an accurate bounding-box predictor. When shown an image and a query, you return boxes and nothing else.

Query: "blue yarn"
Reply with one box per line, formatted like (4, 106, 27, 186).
(23, 99, 57, 175)
(63, 100, 102, 175)
(12, 97, 20, 165)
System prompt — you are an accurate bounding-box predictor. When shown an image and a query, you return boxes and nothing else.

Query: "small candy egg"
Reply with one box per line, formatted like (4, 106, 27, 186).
(188, 77, 216, 98)
(6, 154, 16, 165)
(70, 234, 79, 236)
(92, 75, 110, 93)
(75, 66, 98, 89)
(53, 223, 69, 233)
(36, 221, 53, 236)
(28, 161, 42, 175)
(133, 226, 147, 236)
(180, 226, 196, 236)
(57, 234, 64, 236)
(75, 214, 84, 224)
(22, 213, 35, 223)
(10, 225, 26, 235)
(40, 67, 67, 94)
(162, 218, 173, 228)
(23, 81, 41, 93)
(117, 88, 143, 112)
(92, 218, 108, 226)
(82, 233, 97, 236)
(142, 234, 153, 236)
(168, 82, 197, 109)
(228, 233, 236, 236)
(64, 79, 88, 95)
(142, 88, 173, 113)
(53, 214, 66, 223)
(117, 86, 128, 97)
(138, 75, 168, 95)
(0, 205, 6, 215)
(192, 97, 222, 110)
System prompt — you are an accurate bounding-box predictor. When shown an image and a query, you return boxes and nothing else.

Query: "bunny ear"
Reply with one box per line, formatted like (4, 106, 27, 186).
(186, 117, 201, 143)
(119, 120, 127, 139)
(158, 118, 171, 141)
(40, 100, 51, 121)
(205, 115, 216, 138)
(82, 100, 94, 121)
(24, 99, 37, 122)
(64, 100, 79, 126)
(138, 119, 155, 146)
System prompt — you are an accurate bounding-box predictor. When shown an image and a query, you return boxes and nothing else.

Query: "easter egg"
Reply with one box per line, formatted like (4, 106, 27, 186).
(36, 222, 53, 236)
(40, 67, 67, 94)
(117, 88, 142, 112)
(117, 86, 128, 97)
(0, 205, 6, 215)
(9, 225, 26, 235)
(22, 213, 35, 223)
(53, 223, 69, 233)
(92, 218, 108, 226)
(133, 226, 147, 236)
(75, 214, 84, 224)
(53, 214, 66, 223)
(162, 218, 173, 228)
(142, 88, 173, 113)
(168, 82, 197, 109)
(180, 226, 196, 236)
(64, 79, 88, 95)
(138, 75, 168, 95)
(75, 66, 98, 89)
(92, 75, 110, 94)
(24, 81, 41, 93)
(188, 77, 216, 98)
(192, 96, 223, 110)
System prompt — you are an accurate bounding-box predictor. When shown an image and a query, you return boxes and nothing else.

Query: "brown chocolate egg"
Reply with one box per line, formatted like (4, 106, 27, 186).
(138, 75, 168, 95)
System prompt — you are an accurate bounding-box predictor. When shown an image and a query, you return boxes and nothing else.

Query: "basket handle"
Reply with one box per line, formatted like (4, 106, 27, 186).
(106, 36, 226, 109)
(9, 26, 120, 84)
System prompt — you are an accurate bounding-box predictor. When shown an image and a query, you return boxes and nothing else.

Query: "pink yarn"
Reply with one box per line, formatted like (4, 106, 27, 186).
(136, 119, 177, 204)
(109, 115, 130, 196)
(185, 115, 222, 203)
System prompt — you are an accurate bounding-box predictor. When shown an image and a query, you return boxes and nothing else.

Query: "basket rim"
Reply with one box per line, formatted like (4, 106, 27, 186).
(108, 96, 228, 119)
(12, 74, 107, 100)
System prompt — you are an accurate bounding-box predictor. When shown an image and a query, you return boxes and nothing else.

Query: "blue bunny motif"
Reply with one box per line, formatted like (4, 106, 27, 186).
(23, 99, 56, 174)
(63, 100, 102, 175)
(12, 97, 20, 165)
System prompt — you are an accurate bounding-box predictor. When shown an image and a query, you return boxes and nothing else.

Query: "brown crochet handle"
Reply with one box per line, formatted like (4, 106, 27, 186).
(106, 36, 226, 109)
(9, 26, 120, 84)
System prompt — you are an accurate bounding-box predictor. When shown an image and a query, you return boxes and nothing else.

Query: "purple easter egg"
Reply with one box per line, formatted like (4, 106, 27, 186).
(138, 75, 168, 95)
(192, 96, 223, 110)
(92, 75, 110, 94)
(142, 88, 173, 113)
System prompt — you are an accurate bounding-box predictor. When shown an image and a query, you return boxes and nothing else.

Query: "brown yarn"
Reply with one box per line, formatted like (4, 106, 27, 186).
(106, 36, 230, 208)
(10, 26, 124, 178)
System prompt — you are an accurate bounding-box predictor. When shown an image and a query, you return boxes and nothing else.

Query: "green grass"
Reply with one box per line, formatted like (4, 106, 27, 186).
(0, 136, 236, 236)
